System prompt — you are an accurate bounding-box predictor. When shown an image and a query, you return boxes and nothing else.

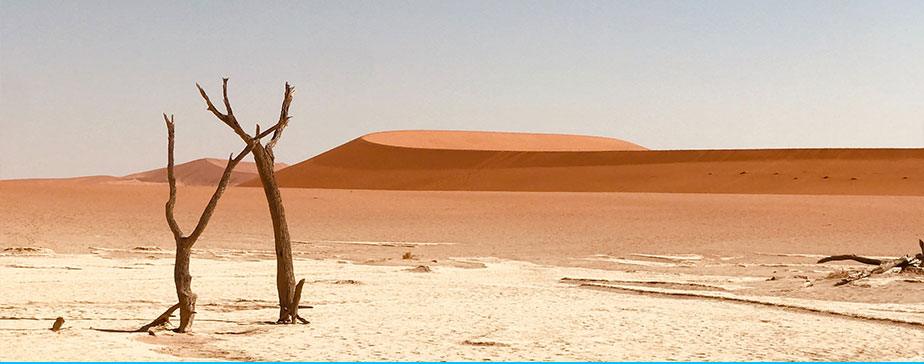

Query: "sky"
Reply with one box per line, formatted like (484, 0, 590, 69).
(1, 0, 923, 179)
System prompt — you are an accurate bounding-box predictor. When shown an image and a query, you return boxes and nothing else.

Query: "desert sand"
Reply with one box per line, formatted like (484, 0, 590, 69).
(1, 131, 923, 361)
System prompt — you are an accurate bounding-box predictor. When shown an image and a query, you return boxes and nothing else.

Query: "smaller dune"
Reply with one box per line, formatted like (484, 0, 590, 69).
(6, 175, 124, 185)
(3, 159, 288, 187)
(123, 158, 288, 186)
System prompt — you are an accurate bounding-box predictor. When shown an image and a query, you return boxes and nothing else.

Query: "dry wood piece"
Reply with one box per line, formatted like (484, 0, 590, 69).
(139, 303, 180, 332)
(290, 279, 309, 324)
(51, 317, 65, 332)
(818, 239, 924, 286)
(817, 255, 883, 265)
(197, 78, 306, 324)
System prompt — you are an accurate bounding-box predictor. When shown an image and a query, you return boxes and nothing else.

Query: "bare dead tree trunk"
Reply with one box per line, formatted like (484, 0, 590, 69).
(140, 114, 254, 333)
(196, 78, 307, 324)
(174, 243, 196, 331)
(251, 144, 298, 322)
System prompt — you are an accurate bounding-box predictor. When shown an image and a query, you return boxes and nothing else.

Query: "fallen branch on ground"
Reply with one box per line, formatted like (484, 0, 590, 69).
(51, 317, 65, 332)
(817, 240, 924, 286)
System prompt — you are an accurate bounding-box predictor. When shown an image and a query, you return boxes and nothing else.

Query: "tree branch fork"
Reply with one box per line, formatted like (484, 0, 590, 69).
(142, 78, 306, 333)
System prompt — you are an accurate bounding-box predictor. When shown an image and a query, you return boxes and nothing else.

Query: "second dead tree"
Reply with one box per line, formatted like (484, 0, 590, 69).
(196, 78, 307, 324)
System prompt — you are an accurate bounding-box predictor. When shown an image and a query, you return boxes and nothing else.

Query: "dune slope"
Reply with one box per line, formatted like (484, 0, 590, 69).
(253, 130, 923, 195)
(124, 158, 288, 186)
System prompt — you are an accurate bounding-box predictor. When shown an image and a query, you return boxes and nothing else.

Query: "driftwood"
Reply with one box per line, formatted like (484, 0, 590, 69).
(51, 317, 65, 332)
(139, 303, 181, 332)
(817, 239, 924, 286)
(817, 255, 884, 265)
(197, 78, 307, 324)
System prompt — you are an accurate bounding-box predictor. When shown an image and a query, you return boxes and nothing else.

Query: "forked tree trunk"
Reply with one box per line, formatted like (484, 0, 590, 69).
(140, 114, 253, 333)
(196, 79, 307, 324)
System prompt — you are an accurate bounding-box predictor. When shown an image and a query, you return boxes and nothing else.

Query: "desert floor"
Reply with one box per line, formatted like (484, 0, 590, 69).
(1, 181, 923, 360)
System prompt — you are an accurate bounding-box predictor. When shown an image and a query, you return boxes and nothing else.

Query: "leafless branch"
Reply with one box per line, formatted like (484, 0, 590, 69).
(139, 303, 181, 332)
(163, 114, 183, 241)
(196, 83, 227, 121)
(196, 80, 250, 141)
(265, 82, 295, 158)
(222, 77, 234, 121)
(186, 142, 255, 244)
(256, 123, 280, 140)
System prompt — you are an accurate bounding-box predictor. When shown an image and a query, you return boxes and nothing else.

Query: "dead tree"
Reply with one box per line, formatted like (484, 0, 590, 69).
(817, 239, 924, 286)
(196, 78, 307, 324)
(140, 114, 254, 333)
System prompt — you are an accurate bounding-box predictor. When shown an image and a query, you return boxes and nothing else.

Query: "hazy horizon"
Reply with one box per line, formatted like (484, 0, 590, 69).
(2, 0, 924, 179)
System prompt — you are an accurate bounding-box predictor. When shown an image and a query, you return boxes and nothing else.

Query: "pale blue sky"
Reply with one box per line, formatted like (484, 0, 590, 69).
(1, 0, 923, 179)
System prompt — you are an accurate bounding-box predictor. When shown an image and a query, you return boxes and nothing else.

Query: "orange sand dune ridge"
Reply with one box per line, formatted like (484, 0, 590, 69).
(247, 130, 924, 195)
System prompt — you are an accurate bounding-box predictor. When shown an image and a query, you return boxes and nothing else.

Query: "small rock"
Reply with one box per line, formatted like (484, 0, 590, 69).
(3, 247, 54, 256)
(407, 265, 431, 273)
(51, 317, 65, 332)
(132, 246, 162, 251)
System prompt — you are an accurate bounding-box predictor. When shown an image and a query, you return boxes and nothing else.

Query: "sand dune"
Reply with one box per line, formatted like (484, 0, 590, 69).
(252, 130, 923, 195)
(124, 158, 288, 186)
(11, 158, 288, 187)
(362, 130, 649, 151)
(7, 175, 127, 185)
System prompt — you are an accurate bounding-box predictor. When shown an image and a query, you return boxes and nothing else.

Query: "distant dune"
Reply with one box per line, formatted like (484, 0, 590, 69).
(249, 130, 924, 195)
(123, 158, 288, 186)
(8, 175, 127, 185)
(12, 158, 287, 187)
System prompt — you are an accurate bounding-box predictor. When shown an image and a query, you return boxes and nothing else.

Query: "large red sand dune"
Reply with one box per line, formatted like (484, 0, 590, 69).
(362, 130, 649, 151)
(250, 130, 924, 195)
